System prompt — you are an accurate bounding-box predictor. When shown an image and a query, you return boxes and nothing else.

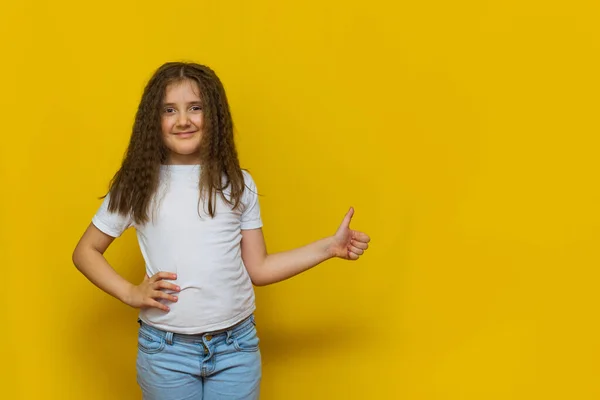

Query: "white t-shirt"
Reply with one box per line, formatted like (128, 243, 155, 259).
(92, 165, 262, 334)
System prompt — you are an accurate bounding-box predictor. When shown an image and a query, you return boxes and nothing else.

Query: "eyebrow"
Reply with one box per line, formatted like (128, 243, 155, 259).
(162, 101, 203, 106)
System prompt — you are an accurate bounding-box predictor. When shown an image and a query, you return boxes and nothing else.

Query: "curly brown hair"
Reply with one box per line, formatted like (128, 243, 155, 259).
(106, 62, 246, 224)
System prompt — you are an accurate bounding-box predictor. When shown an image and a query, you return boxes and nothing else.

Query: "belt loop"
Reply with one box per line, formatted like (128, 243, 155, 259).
(165, 331, 174, 345)
(226, 330, 233, 344)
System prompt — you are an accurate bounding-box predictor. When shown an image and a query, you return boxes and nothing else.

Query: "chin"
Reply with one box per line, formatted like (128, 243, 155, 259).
(169, 147, 201, 159)
(178, 148, 200, 155)
(170, 143, 200, 154)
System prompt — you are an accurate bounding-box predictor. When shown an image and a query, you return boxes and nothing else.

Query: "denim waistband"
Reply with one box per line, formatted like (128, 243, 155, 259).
(138, 314, 255, 345)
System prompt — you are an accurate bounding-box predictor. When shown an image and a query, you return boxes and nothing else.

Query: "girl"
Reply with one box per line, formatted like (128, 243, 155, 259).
(72, 62, 371, 400)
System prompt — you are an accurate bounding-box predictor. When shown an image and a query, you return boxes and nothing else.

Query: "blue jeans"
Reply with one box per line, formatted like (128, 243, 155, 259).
(136, 315, 262, 399)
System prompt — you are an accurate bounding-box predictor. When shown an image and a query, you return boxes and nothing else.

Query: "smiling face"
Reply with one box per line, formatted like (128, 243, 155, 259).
(160, 79, 204, 165)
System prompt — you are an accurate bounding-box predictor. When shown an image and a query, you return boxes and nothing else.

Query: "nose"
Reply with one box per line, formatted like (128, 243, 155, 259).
(176, 111, 190, 127)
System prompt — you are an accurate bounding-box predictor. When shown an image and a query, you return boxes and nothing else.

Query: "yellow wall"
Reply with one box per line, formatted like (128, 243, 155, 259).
(2, 0, 599, 398)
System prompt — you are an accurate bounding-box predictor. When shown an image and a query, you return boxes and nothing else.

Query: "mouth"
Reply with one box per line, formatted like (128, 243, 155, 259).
(173, 131, 197, 138)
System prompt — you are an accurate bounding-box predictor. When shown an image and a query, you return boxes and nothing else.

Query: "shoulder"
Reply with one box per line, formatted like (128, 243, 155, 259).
(241, 169, 258, 188)
(239, 170, 260, 209)
(92, 192, 133, 237)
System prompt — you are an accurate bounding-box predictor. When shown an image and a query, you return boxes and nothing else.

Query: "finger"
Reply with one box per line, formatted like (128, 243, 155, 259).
(151, 271, 177, 282)
(348, 244, 364, 256)
(147, 299, 170, 312)
(352, 231, 371, 243)
(350, 239, 369, 251)
(153, 290, 178, 303)
(347, 250, 360, 260)
(341, 207, 354, 229)
(154, 281, 181, 292)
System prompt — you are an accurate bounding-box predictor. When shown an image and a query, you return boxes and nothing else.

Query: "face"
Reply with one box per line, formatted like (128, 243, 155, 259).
(161, 79, 204, 165)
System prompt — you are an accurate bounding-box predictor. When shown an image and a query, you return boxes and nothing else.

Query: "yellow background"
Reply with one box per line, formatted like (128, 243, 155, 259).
(2, 0, 599, 399)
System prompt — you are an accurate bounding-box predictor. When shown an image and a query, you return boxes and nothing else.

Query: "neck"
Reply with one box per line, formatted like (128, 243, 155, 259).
(165, 153, 202, 165)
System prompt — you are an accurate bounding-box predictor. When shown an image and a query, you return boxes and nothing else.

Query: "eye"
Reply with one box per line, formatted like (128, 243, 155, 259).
(163, 107, 176, 114)
(190, 105, 203, 112)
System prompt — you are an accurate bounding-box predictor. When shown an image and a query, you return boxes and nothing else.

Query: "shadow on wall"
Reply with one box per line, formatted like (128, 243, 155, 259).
(67, 232, 145, 399)
(65, 231, 375, 399)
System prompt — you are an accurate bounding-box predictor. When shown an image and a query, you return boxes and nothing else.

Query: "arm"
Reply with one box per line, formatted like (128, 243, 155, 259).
(241, 207, 370, 286)
(72, 223, 179, 311)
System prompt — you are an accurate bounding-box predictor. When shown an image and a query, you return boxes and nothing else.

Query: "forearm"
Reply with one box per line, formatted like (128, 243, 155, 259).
(72, 248, 134, 304)
(252, 236, 335, 286)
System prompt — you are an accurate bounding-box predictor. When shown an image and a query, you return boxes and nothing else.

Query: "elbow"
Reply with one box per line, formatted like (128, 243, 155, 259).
(250, 276, 267, 287)
(72, 244, 90, 271)
(72, 247, 82, 270)
(248, 272, 269, 287)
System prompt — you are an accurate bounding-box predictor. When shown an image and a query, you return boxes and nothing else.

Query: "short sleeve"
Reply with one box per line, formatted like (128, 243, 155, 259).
(92, 193, 133, 238)
(240, 171, 263, 230)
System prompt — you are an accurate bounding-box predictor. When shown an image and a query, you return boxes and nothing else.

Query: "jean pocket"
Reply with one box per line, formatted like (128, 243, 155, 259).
(138, 329, 166, 354)
(233, 326, 260, 352)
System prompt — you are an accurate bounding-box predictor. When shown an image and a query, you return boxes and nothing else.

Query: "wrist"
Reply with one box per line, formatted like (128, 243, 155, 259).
(118, 282, 136, 306)
(324, 236, 337, 259)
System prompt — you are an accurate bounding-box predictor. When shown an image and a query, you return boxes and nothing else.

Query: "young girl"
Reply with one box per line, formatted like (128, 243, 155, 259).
(72, 62, 370, 400)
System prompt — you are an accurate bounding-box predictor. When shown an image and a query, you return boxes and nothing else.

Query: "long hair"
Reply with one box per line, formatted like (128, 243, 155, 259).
(106, 62, 245, 224)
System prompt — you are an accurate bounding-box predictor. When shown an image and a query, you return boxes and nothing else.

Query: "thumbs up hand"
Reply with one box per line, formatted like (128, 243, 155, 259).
(329, 207, 371, 260)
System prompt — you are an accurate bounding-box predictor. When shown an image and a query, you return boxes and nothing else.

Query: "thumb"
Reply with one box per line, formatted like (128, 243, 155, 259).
(341, 207, 354, 229)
